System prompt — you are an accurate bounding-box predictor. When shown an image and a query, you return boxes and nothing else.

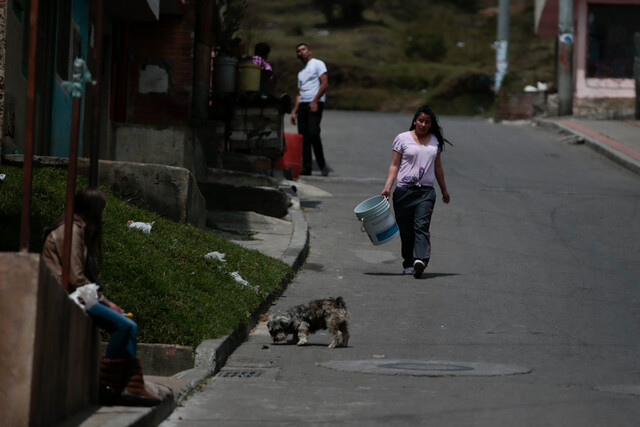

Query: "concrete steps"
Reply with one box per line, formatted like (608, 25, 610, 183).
(198, 168, 291, 219)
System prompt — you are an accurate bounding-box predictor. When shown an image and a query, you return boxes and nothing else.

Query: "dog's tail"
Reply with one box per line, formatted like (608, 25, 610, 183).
(334, 296, 346, 308)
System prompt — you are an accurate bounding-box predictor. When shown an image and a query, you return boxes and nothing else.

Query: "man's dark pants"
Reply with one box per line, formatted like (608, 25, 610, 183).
(297, 102, 326, 173)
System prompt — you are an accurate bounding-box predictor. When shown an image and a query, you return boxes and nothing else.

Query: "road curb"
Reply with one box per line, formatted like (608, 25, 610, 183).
(150, 201, 310, 425)
(75, 202, 310, 426)
(535, 118, 640, 176)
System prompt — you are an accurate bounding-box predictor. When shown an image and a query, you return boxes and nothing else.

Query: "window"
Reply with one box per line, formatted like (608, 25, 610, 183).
(586, 4, 640, 78)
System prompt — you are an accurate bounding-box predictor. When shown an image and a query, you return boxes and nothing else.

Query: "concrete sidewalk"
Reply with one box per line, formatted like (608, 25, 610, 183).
(59, 189, 310, 427)
(536, 117, 640, 176)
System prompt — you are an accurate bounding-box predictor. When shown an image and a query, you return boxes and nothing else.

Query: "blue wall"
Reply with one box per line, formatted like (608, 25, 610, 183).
(49, 0, 89, 157)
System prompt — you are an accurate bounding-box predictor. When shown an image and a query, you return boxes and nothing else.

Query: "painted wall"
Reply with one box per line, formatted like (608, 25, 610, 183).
(128, 2, 195, 124)
(3, 0, 28, 155)
(574, 0, 636, 99)
(535, 0, 559, 36)
(50, 0, 89, 157)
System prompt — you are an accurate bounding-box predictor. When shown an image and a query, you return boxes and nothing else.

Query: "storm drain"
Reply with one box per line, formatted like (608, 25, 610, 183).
(216, 369, 265, 378)
(320, 359, 531, 377)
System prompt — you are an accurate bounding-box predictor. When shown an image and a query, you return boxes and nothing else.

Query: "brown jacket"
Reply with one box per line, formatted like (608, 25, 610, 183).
(42, 215, 91, 293)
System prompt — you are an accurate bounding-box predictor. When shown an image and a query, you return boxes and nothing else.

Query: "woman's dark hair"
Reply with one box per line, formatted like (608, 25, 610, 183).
(74, 188, 106, 270)
(44, 187, 106, 272)
(254, 42, 270, 58)
(409, 105, 451, 152)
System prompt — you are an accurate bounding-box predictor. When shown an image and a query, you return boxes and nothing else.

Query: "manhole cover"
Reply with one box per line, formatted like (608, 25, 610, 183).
(379, 362, 474, 372)
(320, 359, 531, 377)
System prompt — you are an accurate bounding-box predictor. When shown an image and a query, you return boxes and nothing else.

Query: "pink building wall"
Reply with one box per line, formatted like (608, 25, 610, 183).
(574, 0, 637, 99)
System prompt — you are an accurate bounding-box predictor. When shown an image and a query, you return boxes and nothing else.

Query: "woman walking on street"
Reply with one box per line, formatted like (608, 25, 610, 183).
(381, 106, 451, 278)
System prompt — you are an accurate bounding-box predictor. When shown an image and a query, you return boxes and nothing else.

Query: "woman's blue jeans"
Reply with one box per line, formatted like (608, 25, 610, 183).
(87, 303, 137, 359)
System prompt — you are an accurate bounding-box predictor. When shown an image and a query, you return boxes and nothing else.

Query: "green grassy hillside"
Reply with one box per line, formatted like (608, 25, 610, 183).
(0, 166, 292, 347)
(239, 0, 555, 115)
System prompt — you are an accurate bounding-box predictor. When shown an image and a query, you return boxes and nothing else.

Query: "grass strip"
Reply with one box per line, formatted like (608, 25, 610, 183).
(0, 165, 293, 347)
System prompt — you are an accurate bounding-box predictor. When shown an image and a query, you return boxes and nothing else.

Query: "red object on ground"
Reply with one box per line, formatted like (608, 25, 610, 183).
(275, 132, 303, 178)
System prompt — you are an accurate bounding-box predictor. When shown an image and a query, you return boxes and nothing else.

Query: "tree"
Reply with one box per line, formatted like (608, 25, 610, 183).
(213, 0, 247, 55)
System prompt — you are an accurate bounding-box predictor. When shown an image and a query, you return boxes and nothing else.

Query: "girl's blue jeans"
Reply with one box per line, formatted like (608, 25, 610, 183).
(87, 303, 137, 359)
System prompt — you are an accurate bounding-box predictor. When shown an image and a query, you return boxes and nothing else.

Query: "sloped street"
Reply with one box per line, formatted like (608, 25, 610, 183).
(162, 111, 640, 426)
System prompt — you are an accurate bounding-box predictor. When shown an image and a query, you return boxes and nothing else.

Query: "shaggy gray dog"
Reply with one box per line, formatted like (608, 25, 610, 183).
(267, 297, 349, 348)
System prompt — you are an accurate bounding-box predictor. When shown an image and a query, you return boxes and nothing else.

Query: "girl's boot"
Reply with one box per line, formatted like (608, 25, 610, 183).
(121, 357, 161, 406)
(99, 358, 126, 405)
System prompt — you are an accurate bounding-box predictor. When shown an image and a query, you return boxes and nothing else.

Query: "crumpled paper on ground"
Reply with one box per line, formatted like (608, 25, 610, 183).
(205, 251, 226, 262)
(230, 271, 259, 292)
(127, 220, 154, 233)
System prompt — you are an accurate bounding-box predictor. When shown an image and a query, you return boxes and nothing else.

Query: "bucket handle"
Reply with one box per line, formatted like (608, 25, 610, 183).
(359, 218, 366, 233)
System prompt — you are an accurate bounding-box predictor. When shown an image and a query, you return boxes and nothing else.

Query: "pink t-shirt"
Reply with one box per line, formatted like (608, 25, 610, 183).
(393, 131, 440, 187)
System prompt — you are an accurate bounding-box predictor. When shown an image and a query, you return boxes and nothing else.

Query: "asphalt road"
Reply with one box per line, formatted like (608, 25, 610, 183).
(162, 111, 640, 426)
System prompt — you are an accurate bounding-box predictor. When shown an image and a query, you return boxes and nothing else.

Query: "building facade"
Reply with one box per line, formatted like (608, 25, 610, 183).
(535, 0, 639, 116)
(0, 0, 215, 179)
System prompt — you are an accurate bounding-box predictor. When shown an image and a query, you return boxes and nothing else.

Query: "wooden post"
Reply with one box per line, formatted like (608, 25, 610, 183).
(89, 0, 104, 188)
(19, 0, 41, 252)
(634, 33, 639, 120)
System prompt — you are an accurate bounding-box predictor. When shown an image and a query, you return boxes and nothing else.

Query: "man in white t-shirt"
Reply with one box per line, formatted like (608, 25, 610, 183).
(290, 43, 329, 176)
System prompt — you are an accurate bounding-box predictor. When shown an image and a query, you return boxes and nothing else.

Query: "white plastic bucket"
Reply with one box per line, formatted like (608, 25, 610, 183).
(354, 196, 399, 245)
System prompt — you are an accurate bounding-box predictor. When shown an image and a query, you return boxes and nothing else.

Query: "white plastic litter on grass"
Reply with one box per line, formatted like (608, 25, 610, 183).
(127, 220, 154, 233)
(204, 251, 226, 262)
(230, 271, 258, 292)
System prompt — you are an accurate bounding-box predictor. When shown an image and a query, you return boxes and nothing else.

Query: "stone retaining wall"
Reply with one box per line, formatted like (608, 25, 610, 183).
(1, 155, 206, 229)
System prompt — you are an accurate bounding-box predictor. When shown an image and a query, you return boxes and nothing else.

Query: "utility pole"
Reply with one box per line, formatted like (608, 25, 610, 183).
(557, 0, 573, 115)
(494, 0, 510, 92)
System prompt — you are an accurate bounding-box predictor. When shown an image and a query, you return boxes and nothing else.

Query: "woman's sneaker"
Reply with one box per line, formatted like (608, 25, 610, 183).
(403, 267, 415, 275)
(413, 260, 425, 279)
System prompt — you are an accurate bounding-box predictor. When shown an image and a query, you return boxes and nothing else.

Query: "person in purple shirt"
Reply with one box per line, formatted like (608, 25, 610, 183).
(382, 106, 451, 278)
(251, 42, 274, 92)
